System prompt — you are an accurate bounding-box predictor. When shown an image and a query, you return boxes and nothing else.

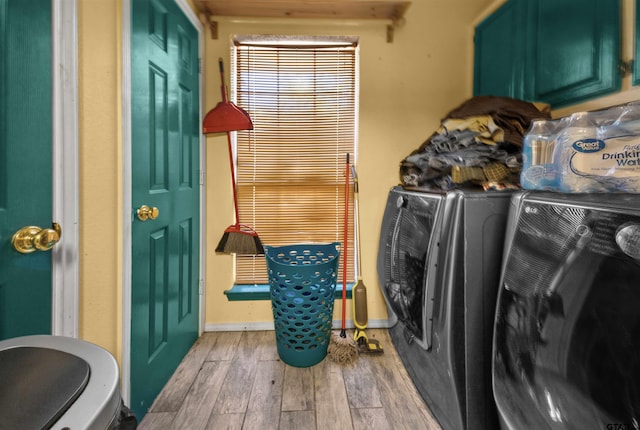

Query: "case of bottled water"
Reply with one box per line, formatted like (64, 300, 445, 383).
(521, 103, 640, 193)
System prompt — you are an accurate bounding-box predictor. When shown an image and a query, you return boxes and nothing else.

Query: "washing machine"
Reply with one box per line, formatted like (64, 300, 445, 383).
(377, 186, 513, 430)
(493, 191, 640, 430)
(0, 335, 136, 430)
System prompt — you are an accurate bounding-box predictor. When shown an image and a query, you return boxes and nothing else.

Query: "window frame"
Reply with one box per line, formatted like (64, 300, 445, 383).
(226, 35, 360, 293)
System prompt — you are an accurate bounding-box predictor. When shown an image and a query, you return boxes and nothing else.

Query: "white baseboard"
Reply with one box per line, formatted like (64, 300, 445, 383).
(204, 318, 391, 332)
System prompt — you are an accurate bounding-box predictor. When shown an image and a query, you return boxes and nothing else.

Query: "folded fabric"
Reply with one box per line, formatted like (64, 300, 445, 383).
(398, 95, 551, 190)
(441, 95, 550, 147)
(430, 129, 478, 153)
(438, 115, 505, 145)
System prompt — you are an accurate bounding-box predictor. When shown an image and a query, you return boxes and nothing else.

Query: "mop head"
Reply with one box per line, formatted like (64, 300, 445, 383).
(327, 330, 359, 365)
(215, 224, 265, 255)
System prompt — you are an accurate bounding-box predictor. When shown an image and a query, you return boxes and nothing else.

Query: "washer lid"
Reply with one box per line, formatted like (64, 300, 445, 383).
(0, 347, 90, 430)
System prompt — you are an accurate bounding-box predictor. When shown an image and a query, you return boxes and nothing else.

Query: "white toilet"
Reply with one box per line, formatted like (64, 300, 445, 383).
(0, 335, 134, 430)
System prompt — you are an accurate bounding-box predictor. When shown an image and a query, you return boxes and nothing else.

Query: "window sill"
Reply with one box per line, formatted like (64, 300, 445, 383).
(224, 283, 353, 301)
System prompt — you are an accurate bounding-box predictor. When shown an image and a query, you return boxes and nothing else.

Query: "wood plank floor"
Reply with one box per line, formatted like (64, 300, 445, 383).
(138, 329, 442, 430)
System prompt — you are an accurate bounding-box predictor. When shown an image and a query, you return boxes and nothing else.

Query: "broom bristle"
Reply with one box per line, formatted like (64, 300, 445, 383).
(327, 331, 358, 365)
(215, 225, 264, 255)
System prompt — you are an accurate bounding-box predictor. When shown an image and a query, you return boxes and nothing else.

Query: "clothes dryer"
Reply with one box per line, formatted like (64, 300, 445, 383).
(378, 186, 512, 430)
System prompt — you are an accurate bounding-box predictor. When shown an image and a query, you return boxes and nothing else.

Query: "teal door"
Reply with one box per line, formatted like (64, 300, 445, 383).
(0, 0, 53, 339)
(130, 0, 200, 419)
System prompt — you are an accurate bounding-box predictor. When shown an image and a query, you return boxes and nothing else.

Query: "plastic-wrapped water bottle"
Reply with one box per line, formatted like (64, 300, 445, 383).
(521, 119, 560, 190)
(614, 103, 640, 134)
(554, 111, 599, 192)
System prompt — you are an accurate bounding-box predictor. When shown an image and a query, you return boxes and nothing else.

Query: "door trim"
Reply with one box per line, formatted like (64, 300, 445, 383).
(51, 0, 79, 337)
(121, 0, 205, 405)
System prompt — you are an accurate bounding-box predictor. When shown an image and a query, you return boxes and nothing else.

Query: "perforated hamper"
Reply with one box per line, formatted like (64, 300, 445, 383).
(265, 243, 340, 367)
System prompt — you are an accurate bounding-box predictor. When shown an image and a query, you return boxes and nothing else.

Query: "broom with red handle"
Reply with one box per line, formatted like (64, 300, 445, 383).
(207, 59, 264, 255)
(214, 128, 264, 255)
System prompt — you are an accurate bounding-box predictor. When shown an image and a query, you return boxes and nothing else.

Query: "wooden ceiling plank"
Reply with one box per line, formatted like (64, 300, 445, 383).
(194, 0, 412, 21)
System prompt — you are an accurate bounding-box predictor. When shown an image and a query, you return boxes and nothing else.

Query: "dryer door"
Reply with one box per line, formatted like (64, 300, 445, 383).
(377, 188, 442, 346)
(493, 195, 640, 430)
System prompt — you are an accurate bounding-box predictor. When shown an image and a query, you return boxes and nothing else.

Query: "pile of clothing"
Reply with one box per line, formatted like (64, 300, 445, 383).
(400, 96, 550, 190)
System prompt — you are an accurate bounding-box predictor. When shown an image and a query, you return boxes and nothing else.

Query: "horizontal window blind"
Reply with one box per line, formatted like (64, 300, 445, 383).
(232, 36, 358, 285)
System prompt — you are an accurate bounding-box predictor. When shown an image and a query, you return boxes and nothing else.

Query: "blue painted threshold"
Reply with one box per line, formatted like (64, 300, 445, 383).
(224, 283, 353, 301)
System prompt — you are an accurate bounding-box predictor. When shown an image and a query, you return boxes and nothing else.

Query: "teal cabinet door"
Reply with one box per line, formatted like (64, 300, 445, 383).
(524, 0, 620, 107)
(634, 0, 640, 86)
(474, 0, 526, 99)
(475, 0, 621, 108)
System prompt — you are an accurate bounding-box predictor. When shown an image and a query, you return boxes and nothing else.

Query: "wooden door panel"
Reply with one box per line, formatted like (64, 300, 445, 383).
(178, 218, 194, 321)
(150, 66, 170, 191)
(179, 87, 195, 188)
(149, 227, 169, 356)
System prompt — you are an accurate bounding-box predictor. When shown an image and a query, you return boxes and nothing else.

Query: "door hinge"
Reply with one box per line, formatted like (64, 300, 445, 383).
(199, 279, 204, 295)
(199, 170, 205, 185)
(199, 58, 202, 75)
(619, 59, 634, 77)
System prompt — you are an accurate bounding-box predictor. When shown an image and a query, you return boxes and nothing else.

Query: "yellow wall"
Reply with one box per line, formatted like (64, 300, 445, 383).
(73, 0, 640, 361)
(78, 0, 121, 357)
(203, 1, 493, 328)
(73, 0, 496, 358)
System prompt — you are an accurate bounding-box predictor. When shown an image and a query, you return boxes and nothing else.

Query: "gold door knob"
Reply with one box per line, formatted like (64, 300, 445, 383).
(137, 205, 159, 221)
(12, 222, 62, 254)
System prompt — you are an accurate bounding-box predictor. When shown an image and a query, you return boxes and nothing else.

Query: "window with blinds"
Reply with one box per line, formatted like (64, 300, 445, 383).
(231, 35, 359, 285)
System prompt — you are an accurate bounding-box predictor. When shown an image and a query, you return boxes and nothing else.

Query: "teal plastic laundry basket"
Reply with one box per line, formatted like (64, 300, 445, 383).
(265, 243, 340, 367)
